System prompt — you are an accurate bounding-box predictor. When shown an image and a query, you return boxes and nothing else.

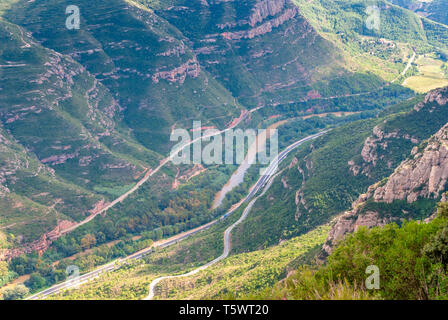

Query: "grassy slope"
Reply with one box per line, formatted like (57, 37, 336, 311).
(2, 0, 447, 295)
(404, 54, 448, 92)
(0, 0, 429, 247)
(293, 0, 448, 49)
(49, 221, 330, 300)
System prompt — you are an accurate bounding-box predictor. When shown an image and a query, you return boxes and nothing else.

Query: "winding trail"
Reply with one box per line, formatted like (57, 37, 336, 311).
(60, 110, 251, 235)
(144, 131, 327, 300)
(46, 85, 388, 237)
(144, 176, 276, 300)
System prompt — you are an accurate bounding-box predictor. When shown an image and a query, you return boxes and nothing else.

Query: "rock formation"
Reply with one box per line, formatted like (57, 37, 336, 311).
(325, 90, 448, 254)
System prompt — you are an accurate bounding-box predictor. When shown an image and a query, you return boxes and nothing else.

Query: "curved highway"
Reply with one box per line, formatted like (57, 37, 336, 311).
(27, 130, 327, 300)
(144, 130, 328, 300)
(59, 110, 251, 235)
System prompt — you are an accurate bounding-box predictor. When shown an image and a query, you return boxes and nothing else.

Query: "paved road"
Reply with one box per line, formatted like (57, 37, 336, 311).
(144, 130, 328, 300)
(60, 110, 251, 235)
(402, 49, 417, 76)
(27, 130, 327, 300)
(392, 48, 417, 83)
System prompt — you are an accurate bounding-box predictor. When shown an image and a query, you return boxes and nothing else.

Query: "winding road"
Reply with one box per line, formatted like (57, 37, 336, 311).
(27, 130, 327, 300)
(59, 110, 251, 235)
(392, 48, 417, 83)
(144, 131, 328, 300)
(402, 49, 417, 77)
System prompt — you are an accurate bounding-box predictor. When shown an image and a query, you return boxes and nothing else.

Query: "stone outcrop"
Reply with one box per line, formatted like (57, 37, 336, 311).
(152, 58, 201, 84)
(414, 85, 448, 112)
(350, 87, 448, 179)
(325, 121, 448, 255)
(0, 220, 78, 260)
(350, 125, 420, 177)
(221, 7, 299, 40)
(373, 124, 448, 203)
(322, 210, 392, 255)
(250, 0, 289, 27)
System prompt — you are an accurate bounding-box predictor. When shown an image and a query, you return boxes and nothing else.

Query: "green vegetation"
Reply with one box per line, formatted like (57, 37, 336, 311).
(1, 284, 29, 300)
(232, 119, 375, 253)
(292, 0, 448, 82)
(252, 202, 448, 300)
(0, 0, 430, 255)
(391, 0, 448, 26)
(2, 0, 448, 301)
(49, 221, 330, 300)
(46, 205, 244, 300)
(7, 254, 68, 294)
(403, 54, 448, 93)
(293, 0, 448, 49)
(50, 261, 154, 300)
(153, 225, 331, 299)
(0, 261, 17, 288)
(361, 198, 439, 221)
(233, 91, 448, 254)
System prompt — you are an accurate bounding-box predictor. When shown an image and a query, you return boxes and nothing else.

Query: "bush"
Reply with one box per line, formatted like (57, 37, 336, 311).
(255, 203, 448, 300)
(2, 284, 29, 300)
(25, 273, 46, 292)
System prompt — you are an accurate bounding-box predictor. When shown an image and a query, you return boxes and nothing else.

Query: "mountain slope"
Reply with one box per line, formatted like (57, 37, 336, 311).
(0, 0, 394, 257)
(0, 17, 157, 255)
(233, 86, 448, 253)
(2, 0, 243, 153)
(291, 0, 448, 83)
(250, 205, 448, 300)
(1, 0, 445, 287)
(324, 86, 448, 254)
(147, 0, 350, 107)
(293, 0, 448, 48)
(390, 0, 448, 26)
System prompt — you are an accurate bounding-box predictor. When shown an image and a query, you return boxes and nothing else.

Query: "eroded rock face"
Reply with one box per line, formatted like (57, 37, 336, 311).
(324, 87, 448, 254)
(373, 124, 448, 203)
(250, 0, 289, 27)
(0, 198, 112, 259)
(221, 6, 300, 40)
(414, 86, 448, 112)
(325, 121, 448, 255)
(0, 219, 78, 260)
(323, 210, 392, 254)
(350, 125, 420, 177)
(152, 58, 201, 84)
(349, 87, 448, 179)
(158, 0, 338, 107)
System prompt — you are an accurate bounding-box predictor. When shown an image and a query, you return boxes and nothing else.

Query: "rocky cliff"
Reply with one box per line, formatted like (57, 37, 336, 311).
(349, 86, 448, 180)
(155, 0, 346, 107)
(4, 0, 243, 155)
(324, 87, 448, 254)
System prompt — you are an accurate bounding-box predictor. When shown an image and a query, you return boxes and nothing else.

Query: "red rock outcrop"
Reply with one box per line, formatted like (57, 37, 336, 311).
(221, 7, 299, 40)
(1, 220, 78, 260)
(152, 58, 201, 84)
